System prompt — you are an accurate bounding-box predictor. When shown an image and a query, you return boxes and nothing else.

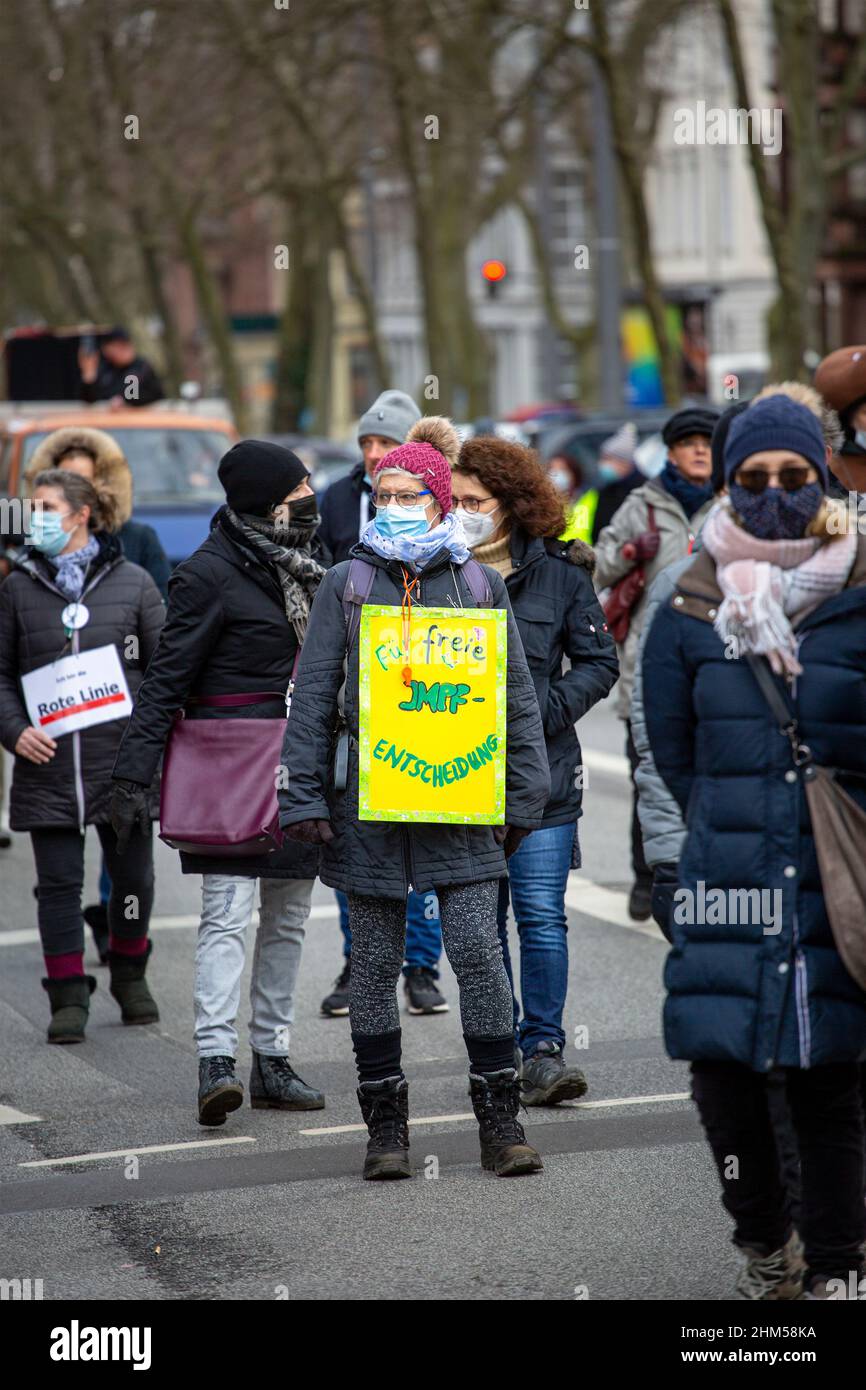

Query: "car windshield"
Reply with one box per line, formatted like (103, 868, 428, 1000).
(21, 428, 230, 504)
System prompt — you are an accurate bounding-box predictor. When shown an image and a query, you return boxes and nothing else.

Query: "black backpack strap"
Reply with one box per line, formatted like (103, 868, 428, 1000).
(342, 557, 377, 651)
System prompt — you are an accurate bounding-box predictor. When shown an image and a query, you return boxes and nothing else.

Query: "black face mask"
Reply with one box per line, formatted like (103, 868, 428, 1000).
(285, 494, 319, 522)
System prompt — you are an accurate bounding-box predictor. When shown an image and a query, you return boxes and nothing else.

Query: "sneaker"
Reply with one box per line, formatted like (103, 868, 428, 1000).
(736, 1234, 805, 1300)
(628, 881, 652, 921)
(0, 830, 11, 849)
(320, 960, 351, 1017)
(403, 966, 449, 1015)
(521, 1040, 588, 1106)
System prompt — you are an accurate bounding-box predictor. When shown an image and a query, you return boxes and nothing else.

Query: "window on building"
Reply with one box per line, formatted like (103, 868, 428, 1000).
(549, 166, 587, 275)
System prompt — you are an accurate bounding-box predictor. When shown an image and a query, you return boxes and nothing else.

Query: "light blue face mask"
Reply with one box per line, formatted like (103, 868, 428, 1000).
(855, 429, 866, 452)
(26, 510, 70, 557)
(375, 503, 429, 539)
(598, 462, 622, 485)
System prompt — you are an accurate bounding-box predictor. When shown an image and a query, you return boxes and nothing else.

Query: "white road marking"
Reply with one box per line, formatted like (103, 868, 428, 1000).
(300, 1091, 691, 1136)
(0, 903, 338, 947)
(581, 749, 629, 778)
(18, 1136, 257, 1168)
(565, 878, 665, 939)
(0, 1104, 42, 1125)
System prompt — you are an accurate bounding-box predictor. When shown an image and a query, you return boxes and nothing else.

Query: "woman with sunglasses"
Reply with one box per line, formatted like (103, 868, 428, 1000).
(278, 417, 551, 1180)
(0, 470, 165, 1043)
(452, 437, 619, 1103)
(642, 396, 866, 1300)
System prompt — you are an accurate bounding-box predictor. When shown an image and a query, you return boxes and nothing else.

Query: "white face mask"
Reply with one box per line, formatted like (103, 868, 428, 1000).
(549, 469, 572, 494)
(459, 506, 501, 547)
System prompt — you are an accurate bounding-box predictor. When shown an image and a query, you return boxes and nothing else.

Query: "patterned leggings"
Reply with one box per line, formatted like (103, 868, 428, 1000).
(347, 880, 512, 1038)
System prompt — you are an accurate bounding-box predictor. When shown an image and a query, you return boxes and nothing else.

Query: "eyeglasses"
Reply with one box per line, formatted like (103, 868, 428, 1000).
(372, 489, 431, 509)
(735, 467, 813, 494)
(454, 497, 496, 515)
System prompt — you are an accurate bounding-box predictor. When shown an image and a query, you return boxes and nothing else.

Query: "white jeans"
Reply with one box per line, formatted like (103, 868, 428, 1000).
(195, 875, 314, 1059)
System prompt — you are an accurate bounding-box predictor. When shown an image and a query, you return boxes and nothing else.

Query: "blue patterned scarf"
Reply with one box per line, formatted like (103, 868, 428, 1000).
(660, 459, 714, 519)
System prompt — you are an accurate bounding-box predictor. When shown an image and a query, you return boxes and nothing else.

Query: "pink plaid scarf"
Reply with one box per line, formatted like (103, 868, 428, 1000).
(701, 500, 857, 675)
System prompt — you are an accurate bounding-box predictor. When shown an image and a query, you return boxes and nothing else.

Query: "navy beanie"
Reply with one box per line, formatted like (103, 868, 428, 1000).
(724, 397, 828, 486)
(662, 406, 719, 447)
(218, 439, 309, 516)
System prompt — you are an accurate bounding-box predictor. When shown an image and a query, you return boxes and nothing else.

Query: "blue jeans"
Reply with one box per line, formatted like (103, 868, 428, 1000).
(496, 821, 576, 1056)
(336, 888, 442, 976)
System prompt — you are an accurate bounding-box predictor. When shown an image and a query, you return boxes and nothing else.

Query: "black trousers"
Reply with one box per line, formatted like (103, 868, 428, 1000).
(625, 722, 651, 887)
(691, 1060, 866, 1280)
(30, 823, 154, 958)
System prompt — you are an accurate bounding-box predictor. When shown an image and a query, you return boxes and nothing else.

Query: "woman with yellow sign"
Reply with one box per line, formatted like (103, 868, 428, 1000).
(279, 417, 551, 1181)
(453, 438, 619, 1106)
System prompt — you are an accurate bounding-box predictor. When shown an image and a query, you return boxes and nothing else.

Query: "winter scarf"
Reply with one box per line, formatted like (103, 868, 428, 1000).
(48, 534, 100, 600)
(701, 500, 857, 675)
(660, 459, 714, 519)
(227, 506, 326, 643)
(360, 510, 470, 572)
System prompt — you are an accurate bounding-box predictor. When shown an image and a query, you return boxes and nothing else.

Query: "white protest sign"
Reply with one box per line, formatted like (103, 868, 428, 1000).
(21, 644, 133, 737)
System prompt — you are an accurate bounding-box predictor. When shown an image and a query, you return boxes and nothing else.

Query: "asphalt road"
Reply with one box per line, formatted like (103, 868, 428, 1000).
(0, 699, 740, 1301)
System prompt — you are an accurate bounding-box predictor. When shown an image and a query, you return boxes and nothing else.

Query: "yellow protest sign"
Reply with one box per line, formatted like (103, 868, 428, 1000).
(358, 605, 506, 824)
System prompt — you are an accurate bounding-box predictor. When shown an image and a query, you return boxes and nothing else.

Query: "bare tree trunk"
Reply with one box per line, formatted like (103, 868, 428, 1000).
(179, 212, 248, 432)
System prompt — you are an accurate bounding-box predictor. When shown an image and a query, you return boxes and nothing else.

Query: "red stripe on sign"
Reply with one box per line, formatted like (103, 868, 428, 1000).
(40, 693, 127, 726)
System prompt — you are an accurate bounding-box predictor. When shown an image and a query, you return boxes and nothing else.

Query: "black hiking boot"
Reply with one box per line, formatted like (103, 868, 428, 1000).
(403, 966, 449, 1014)
(357, 1076, 411, 1180)
(321, 959, 351, 1016)
(108, 941, 159, 1024)
(42, 975, 97, 1044)
(628, 880, 652, 921)
(469, 1068, 543, 1177)
(250, 1052, 325, 1110)
(198, 1055, 244, 1127)
(83, 902, 109, 964)
(521, 1040, 588, 1106)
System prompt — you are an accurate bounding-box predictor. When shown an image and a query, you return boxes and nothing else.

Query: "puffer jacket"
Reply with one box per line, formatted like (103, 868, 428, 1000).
(0, 532, 165, 830)
(628, 554, 692, 868)
(643, 538, 866, 1071)
(594, 476, 714, 717)
(112, 508, 319, 879)
(503, 529, 618, 825)
(277, 542, 550, 899)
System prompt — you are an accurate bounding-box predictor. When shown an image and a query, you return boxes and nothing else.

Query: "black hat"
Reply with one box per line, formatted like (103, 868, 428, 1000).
(710, 401, 749, 492)
(662, 406, 720, 448)
(103, 325, 131, 343)
(218, 439, 309, 517)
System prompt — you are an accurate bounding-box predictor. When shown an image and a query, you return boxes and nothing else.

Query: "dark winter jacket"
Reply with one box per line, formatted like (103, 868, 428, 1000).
(643, 539, 866, 1072)
(0, 532, 165, 831)
(504, 530, 618, 825)
(277, 543, 551, 899)
(118, 520, 170, 598)
(318, 463, 373, 565)
(591, 468, 644, 543)
(113, 508, 318, 879)
(81, 355, 164, 407)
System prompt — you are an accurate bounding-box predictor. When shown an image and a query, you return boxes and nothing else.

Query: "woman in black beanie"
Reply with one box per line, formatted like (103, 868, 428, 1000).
(111, 440, 327, 1125)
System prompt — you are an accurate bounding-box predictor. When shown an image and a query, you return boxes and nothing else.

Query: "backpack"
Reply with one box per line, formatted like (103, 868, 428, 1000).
(340, 555, 493, 650)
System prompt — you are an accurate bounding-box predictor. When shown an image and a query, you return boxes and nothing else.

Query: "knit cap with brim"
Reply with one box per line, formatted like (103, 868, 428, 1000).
(662, 406, 720, 446)
(374, 416, 460, 515)
(600, 421, 637, 464)
(724, 396, 828, 486)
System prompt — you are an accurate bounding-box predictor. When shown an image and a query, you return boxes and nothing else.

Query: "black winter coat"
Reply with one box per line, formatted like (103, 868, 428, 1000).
(277, 543, 551, 899)
(591, 468, 644, 543)
(0, 532, 165, 830)
(318, 463, 372, 565)
(113, 508, 318, 879)
(118, 520, 171, 599)
(504, 531, 619, 825)
(81, 355, 164, 407)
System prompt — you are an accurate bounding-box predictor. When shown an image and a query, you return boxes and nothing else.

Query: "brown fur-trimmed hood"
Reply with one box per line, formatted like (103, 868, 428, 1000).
(566, 537, 596, 574)
(25, 426, 133, 524)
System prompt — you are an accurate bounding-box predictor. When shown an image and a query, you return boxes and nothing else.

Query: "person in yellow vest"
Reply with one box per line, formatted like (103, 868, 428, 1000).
(546, 451, 598, 543)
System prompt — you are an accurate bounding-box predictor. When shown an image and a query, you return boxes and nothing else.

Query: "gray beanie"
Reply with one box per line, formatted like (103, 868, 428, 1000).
(357, 390, 422, 446)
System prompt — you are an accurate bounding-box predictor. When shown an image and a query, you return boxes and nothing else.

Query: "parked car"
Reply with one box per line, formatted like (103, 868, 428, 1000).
(0, 409, 237, 565)
(538, 410, 674, 486)
(262, 434, 357, 496)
